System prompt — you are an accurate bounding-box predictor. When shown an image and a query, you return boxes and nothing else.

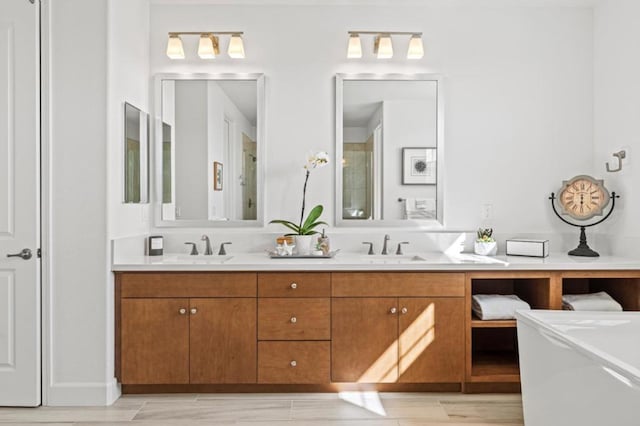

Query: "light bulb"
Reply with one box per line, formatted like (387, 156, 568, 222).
(376, 34, 393, 59)
(166, 34, 185, 59)
(198, 34, 217, 59)
(228, 34, 245, 59)
(407, 34, 424, 59)
(347, 34, 362, 58)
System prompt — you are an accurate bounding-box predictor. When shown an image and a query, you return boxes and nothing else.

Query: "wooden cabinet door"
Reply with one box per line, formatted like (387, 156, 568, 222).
(332, 298, 399, 383)
(189, 298, 257, 384)
(120, 298, 190, 384)
(398, 297, 464, 383)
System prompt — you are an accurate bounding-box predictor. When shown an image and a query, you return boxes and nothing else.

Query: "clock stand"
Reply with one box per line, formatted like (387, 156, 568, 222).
(549, 192, 619, 257)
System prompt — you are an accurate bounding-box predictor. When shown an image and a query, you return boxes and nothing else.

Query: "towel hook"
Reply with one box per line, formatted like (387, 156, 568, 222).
(606, 150, 626, 173)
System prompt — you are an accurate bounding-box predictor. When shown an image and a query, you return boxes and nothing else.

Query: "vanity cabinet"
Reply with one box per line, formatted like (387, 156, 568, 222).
(120, 298, 190, 384)
(331, 273, 465, 384)
(257, 272, 331, 384)
(116, 272, 257, 385)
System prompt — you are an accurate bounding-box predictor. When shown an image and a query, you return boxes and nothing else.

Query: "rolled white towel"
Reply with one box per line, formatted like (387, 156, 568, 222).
(562, 292, 623, 312)
(472, 294, 531, 320)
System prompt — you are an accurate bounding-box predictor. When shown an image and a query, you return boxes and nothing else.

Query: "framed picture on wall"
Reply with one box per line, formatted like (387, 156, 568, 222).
(402, 147, 436, 185)
(214, 161, 223, 191)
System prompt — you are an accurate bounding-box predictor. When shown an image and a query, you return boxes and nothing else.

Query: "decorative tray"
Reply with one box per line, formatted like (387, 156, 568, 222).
(268, 250, 339, 259)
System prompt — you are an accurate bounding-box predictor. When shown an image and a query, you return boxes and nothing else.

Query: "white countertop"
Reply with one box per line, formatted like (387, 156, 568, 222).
(112, 251, 640, 272)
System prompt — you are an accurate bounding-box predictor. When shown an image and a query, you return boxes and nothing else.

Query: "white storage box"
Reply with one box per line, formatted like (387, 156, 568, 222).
(517, 310, 640, 426)
(505, 239, 549, 257)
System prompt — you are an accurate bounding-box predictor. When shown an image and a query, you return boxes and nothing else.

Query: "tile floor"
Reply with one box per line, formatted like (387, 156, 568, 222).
(0, 393, 524, 425)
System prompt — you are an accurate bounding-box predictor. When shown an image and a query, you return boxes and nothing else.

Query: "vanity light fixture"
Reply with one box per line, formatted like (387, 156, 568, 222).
(347, 33, 362, 58)
(166, 32, 245, 59)
(346, 31, 423, 60)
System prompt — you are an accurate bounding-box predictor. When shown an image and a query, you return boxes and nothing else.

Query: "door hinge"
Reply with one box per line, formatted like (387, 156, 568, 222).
(37, 248, 41, 258)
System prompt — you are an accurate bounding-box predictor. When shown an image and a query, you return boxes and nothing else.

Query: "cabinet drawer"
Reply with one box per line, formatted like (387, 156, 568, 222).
(119, 273, 257, 297)
(258, 298, 330, 340)
(332, 273, 464, 297)
(258, 273, 330, 297)
(258, 341, 330, 384)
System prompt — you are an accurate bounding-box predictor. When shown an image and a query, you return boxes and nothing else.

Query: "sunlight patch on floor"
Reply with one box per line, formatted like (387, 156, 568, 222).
(338, 391, 387, 416)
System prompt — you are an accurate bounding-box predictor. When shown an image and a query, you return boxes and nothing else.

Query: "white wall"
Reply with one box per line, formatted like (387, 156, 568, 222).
(45, 0, 114, 406)
(593, 0, 640, 256)
(107, 0, 151, 238)
(149, 2, 594, 235)
(45, 0, 149, 406)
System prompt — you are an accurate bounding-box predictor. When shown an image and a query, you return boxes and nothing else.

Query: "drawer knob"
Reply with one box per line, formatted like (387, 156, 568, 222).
(290, 360, 297, 367)
(401, 307, 408, 315)
(389, 307, 397, 314)
(290, 316, 297, 323)
(190, 308, 198, 315)
(179, 308, 187, 315)
(290, 282, 298, 289)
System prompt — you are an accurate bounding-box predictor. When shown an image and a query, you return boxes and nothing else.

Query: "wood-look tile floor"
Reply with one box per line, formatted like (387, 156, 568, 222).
(0, 393, 524, 425)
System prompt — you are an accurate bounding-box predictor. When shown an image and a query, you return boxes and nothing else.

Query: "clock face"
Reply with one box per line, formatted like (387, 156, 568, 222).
(558, 175, 610, 220)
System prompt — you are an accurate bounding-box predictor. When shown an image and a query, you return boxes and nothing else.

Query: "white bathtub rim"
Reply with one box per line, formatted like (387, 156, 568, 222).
(516, 310, 640, 389)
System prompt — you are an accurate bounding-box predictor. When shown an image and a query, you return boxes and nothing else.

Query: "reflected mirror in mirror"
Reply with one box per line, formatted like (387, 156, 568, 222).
(336, 75, 443, 227)
(159, 76, 261, 224)
(124, 102, 149, 203)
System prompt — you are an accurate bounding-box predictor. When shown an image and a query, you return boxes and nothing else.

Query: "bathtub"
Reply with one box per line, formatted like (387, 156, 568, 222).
(516, 310, 640, 426)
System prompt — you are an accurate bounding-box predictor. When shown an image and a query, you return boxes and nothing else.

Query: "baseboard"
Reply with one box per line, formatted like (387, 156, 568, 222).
(45, 378, 121, 406)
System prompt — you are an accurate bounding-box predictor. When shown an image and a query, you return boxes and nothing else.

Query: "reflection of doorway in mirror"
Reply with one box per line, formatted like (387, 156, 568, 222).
(342, 137, 374, 220)
(242, 133, 257, 220)
(125, 138, 141, 202)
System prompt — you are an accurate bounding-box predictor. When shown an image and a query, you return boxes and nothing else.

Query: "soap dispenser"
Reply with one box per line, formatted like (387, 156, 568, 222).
(317, 229, 330, 255)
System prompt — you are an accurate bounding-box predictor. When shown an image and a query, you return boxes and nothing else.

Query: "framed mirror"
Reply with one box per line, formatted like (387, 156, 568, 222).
(154, 73, 265, 227)
(335, 74, 444, 228)
(123, 102, 149, 203)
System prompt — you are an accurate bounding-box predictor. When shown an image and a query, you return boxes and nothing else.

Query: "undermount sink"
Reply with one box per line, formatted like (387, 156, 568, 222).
(360, 254, 427, 264)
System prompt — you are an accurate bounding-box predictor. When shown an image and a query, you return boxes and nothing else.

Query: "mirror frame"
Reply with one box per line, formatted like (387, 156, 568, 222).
(153, 73, 266, 228)
(123, 102, 150, 204)
(335, 73, 445, 229)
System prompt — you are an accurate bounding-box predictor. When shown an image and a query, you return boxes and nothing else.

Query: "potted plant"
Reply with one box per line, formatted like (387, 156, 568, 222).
(474, 228, 497, 256)
(270, 151, 329, 255)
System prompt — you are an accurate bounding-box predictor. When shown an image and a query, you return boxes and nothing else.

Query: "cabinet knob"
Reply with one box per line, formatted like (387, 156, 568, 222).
(290, 316, 297, 323)
(389, 307, 397, 314)
(179, 308, 187, 315)
(290, 360, 297, 367)
(190, 308, 198, 315)
(290, 282, 297, 289)
(401, 307, 408, 315)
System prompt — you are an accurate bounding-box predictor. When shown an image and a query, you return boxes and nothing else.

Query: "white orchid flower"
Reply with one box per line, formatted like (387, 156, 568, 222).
(304, 151, 330, 170)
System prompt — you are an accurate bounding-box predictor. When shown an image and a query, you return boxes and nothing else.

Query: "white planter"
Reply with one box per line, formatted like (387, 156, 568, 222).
(294, 235, 316, 255)
(474, 241, 497, 256)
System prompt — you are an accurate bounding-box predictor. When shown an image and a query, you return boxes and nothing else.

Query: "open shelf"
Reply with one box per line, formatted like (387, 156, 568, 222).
(471, 350, 520, 382)
(471, 314, 516, 328)
(562, 276, 640, 311)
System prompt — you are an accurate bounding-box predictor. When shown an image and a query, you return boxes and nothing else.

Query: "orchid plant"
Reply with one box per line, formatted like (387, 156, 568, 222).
(270, 151, 330, 235)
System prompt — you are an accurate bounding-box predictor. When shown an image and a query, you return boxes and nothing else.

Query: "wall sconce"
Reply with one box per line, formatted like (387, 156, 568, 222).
(166, 32, 245, 59)
(347, 31, 424, 59)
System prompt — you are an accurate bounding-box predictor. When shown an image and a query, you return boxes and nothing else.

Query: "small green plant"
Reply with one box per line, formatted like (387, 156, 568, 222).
(270, 204, 327, 236)
(476, 228, 495, 243)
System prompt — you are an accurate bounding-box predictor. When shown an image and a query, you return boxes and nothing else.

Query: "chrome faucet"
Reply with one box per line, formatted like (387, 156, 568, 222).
(381, 234, 391, 255)
(201, 235, 213, 255)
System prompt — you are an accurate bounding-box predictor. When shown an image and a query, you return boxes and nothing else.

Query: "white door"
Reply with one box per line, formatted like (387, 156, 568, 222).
(0, 0, 41, 407)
